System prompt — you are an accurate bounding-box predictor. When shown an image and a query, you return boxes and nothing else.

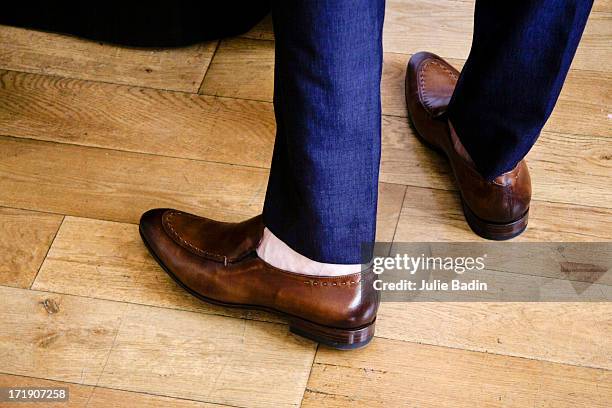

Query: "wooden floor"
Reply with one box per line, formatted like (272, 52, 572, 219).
(0, 1, 610, 407)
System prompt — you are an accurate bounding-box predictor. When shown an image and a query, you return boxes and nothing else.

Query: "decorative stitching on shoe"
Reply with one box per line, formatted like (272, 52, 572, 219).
(163, 211, 255, 263)
(419, 59, 458, 116)
(303, 279, 360, 287)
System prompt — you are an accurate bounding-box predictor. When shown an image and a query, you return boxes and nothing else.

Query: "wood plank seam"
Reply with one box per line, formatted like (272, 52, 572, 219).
(382, 179, 612, 214)
(0, 154, 607, 232)
(84, 307, 126, 408)
(21, 286, 288, 331)
(28, 215, 64, 289)
(389, 187, 408, 243)
(0, 25, 219, 93)
(0, 371, 245, 408)
(1, 75, 606, 179)
(299, 344, 319, 408)
(1, 173, 605, 233)
(0, 131, 271, 172)
(22, 283, 278, 327)
(1, 121, 608, 178)
(196, 40, 608, 104)
(313, 356, 611, 376)
(368, 333, 612, 372)
(0, 66, 212, 97)
(0, 286, 316, 406)
(16, 285, 609, 371)
(383, 50, 611, 76)
(196, 40, 221, 95)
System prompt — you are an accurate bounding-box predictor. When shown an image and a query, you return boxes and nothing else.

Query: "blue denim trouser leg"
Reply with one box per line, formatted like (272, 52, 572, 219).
(447, 0, 594, 180)
(262, 0, 385, 264)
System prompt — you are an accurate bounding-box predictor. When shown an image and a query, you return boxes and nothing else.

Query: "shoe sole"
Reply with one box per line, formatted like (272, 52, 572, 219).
(462, 201, 529, 240)
(139, 227, 375, 350)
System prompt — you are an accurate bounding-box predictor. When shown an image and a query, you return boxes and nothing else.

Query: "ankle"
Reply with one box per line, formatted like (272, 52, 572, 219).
(256, 228, 362, 277)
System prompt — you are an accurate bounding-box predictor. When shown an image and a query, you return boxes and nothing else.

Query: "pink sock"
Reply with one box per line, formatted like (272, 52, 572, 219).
(256, 228, 362, 277)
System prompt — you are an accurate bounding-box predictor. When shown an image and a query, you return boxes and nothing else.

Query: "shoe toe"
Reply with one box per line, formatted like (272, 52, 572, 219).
(139, 208, 171, 247)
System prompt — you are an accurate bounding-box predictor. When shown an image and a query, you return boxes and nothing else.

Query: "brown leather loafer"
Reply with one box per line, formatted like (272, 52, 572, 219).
(139, 209, 379, 349)
(405, 51, 531, 240)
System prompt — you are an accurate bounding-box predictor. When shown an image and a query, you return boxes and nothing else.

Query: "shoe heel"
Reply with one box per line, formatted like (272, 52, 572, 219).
(289, 318, 376, 350)
(462, 200, 529, 240)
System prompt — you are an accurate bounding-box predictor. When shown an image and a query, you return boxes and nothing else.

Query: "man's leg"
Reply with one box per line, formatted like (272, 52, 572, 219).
(405, 0, 592, 239)
(447, 0, 593, 180)
(140, 0, 384, 348)
(262, 0, 385, 265)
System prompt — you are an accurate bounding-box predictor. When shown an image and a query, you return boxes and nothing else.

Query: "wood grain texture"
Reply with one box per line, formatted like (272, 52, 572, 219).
(0, 373, 227, 408)
(0, 374, 93, 408)
(376, 183, 406, 242)
(87, 386, 227, 408)
(381, 116, 612, 209)
(200, 37, 274, 101)
(197, 38, 610, 141)
(216, 2, 612, 89)
(3, 65, 608, 206)
(394, 185, 612, 242)
(0, 25, 217, 92)
(593, 0, 612, 12)
(383, 0, 611, 73)
(0, 286, 126, 384)
(382, 52, 612, 139)
(302, 337, 612, 408)
(241, 14, 274, 41)
(545, 69, 612, 138)
(33, 216, 282, 323)
(0, 70, 275, 168)
(376, 302, 612, 370)
(0, 287, 316, 408)
(0, 207, 62, 288)
(0, 4, 609, 408)
(383, 0, 473, 60)
(453, 0, 611, 13)
(96, 304, 315, 408)
(0, 136, 268, 224)
(32, 182, 403, 317)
